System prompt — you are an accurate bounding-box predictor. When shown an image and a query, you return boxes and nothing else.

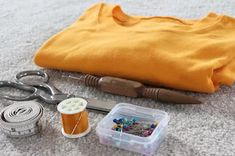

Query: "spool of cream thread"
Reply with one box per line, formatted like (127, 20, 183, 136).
(57, 98, 91, 138)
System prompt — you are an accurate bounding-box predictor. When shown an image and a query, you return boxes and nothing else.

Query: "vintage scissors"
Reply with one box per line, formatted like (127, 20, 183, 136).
(0, 70, 116, 113)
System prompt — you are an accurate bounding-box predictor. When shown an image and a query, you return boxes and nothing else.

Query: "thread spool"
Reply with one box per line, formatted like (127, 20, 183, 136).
(57, 98, 91, 138)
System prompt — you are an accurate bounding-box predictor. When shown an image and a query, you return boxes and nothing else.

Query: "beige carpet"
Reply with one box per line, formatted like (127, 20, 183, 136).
(0, 0, 234, 155)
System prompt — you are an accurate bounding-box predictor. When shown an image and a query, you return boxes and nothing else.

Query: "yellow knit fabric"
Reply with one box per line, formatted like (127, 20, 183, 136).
(34, 3, 235, 93)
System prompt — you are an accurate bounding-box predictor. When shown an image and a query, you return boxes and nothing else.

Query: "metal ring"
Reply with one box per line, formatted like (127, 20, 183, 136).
(0, 81, 38, 101)
(16, 70, 49, 83)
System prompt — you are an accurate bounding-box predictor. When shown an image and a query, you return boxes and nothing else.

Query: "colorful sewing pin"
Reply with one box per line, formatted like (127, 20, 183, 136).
(112, 117, 158, 137)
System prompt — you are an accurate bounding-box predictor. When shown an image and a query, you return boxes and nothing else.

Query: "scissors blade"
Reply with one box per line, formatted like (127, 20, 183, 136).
(82, 97, 118, 113)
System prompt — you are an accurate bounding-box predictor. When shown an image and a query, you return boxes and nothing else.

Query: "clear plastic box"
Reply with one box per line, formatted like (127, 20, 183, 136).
(96, 103, 170, 155)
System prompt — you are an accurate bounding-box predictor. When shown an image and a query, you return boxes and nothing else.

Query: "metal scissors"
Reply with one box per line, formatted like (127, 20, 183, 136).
(0, 70, 116, 113)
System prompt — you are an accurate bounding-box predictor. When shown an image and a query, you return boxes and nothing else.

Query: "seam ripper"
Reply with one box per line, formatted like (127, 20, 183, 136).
(66, 74, 201, 104)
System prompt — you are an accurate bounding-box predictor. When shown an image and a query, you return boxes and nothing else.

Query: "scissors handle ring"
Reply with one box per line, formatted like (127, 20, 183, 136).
(16, 70, 49, 83)
(0, 81, 38, 101)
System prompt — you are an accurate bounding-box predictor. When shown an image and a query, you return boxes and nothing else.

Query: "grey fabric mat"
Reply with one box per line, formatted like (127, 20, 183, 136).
(0, 0, 234, 155)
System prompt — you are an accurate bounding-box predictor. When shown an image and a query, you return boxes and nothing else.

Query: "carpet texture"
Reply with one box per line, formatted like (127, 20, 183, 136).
(0, 0, 234, 155)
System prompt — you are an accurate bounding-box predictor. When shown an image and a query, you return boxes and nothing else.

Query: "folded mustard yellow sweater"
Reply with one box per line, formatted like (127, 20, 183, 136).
(34, 3, 235, 93)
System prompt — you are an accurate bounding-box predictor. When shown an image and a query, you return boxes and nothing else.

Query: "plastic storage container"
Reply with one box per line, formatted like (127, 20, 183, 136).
(96, 103, 170, 155)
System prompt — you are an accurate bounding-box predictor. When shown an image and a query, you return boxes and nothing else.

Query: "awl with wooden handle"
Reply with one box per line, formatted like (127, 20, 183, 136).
(68, 75, 201, 104)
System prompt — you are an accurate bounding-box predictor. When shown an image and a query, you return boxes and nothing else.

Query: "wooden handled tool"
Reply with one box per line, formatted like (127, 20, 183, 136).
(69, 74, 201, 104)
